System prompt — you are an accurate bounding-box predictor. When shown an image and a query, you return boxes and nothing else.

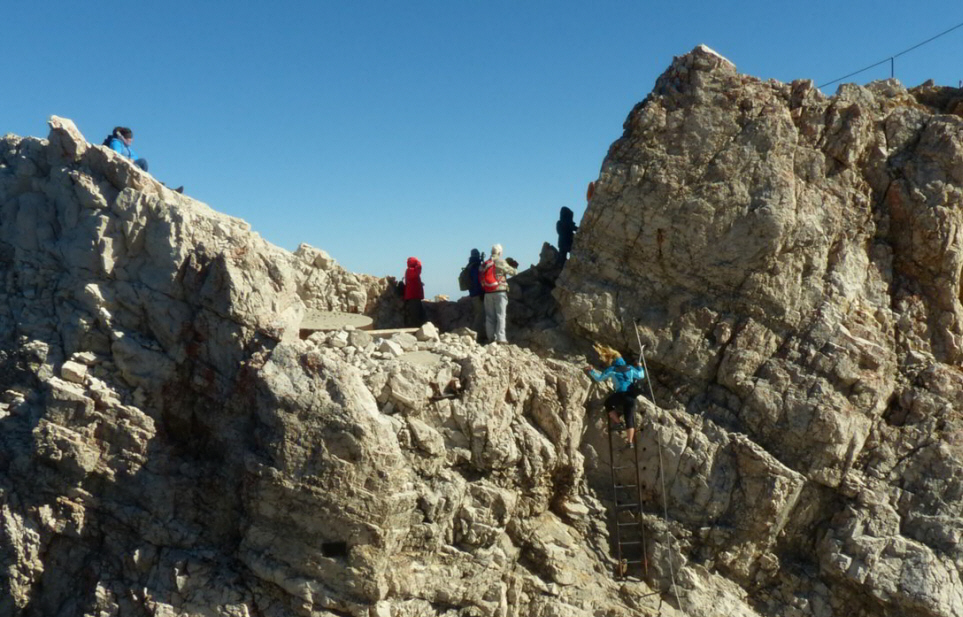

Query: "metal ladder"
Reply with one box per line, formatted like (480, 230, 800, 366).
(608, 412, 648, 579)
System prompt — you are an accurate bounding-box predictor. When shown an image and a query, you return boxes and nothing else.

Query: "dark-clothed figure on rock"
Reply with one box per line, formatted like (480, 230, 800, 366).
(466, 249, 486, 341)
(556, 206, 578, 265)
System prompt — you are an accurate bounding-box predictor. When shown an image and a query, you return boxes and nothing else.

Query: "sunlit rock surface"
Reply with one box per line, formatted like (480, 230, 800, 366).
(2, 43, 963, 617)
(559, 44, 963, 617)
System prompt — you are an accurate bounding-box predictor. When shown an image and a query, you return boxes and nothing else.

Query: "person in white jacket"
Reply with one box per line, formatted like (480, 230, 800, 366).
(479, 243, 518, 344)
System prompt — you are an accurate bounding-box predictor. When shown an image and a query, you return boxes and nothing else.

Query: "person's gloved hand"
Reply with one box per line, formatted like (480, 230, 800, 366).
(506, 257, 519, 269)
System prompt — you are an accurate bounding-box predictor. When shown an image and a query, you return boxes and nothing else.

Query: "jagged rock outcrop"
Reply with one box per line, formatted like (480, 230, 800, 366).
(5, 42, 963, 617)
(559, 45, 963, 616)
(1, 119, 694, 616)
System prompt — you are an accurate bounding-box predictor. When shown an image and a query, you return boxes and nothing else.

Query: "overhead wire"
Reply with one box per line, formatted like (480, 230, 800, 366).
(818, 19, 963, 89)
(633, 323, 684, 614)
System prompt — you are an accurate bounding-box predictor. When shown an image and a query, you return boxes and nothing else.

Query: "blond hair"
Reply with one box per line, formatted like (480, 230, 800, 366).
(593, 343, 621, 365)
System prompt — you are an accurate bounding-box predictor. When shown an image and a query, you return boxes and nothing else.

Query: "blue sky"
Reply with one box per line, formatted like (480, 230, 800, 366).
(6, 2, 962, 299)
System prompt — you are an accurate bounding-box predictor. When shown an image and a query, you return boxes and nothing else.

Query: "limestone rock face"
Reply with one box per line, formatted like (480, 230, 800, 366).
(0, 118, 675, 616)
(558, 45, 963, 616)
(5, 45, 963, 617)
(293, 242, 398, 324)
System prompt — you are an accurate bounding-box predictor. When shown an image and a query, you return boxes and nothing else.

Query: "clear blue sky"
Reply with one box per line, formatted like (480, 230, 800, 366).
(6, 2, 962, 299)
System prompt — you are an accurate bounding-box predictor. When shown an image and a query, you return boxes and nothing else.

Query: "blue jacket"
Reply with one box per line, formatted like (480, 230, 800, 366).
(107, 136, 139, 161)
(588, 357, 644, 393)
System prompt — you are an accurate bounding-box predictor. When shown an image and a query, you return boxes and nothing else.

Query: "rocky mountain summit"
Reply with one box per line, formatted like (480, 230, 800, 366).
(558, 45, 963, 616)
(1, 45, 962, 617)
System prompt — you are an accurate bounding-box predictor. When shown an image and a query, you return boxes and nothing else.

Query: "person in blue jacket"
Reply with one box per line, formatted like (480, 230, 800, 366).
(585, 344, 645, 446)
(104, 127, 148, 171)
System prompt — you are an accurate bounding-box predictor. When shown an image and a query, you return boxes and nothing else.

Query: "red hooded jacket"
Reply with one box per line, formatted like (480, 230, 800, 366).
(404, 257, 424, 300)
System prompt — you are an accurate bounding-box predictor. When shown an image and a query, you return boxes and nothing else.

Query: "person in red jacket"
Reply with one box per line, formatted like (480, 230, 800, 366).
(403, 257, 427, 327)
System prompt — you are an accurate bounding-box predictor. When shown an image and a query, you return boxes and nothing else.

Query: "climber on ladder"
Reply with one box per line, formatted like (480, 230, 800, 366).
(585, 341, 649, 579)
(584, 343, 645, 447)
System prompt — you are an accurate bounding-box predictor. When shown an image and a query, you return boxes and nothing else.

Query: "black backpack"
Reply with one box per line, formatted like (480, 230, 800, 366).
(626, 379, 644, 398)
(458, 265, 471, 291)
(102, 134, 115, 147)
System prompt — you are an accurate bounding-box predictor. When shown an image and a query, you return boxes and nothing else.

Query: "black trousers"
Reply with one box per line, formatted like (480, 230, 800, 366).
(604, 390, 638, 428)
(403, 299, 426, 327)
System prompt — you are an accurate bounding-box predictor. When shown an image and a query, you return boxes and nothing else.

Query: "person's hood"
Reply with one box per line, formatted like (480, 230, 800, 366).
(612, 357, 626, 366)
(470, 249, 481, 262)
(407, 257, 421, 269)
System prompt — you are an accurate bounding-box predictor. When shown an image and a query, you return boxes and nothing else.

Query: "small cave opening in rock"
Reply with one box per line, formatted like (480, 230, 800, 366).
(321, 541, 349, 558)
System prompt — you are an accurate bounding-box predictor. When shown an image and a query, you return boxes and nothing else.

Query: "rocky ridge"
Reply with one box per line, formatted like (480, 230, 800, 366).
(0, 118, 682, 616)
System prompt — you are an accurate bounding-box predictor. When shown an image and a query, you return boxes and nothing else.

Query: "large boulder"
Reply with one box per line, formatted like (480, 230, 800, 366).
(558, 45, 963, 616)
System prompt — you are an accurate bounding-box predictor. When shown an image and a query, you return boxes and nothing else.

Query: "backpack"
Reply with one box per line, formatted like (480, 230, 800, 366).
(625, 379, 644, 398)
(458, 265, 472, 291)
(614, 364, 644, 397)
(479, 259, 499, 292)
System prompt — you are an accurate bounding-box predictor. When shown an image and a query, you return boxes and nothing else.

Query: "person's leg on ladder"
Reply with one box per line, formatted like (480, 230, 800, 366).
(606, 392, 624, 428)
(624, 396, 638, 446)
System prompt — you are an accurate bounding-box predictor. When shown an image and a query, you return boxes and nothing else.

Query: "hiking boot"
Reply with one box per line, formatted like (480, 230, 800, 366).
(609, 421, 626, 432)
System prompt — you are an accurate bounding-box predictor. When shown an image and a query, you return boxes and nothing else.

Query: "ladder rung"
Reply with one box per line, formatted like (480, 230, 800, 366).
(614, 484, 637, 489)
(612, 466, 635, 470)
(616, 502, 639, 509)
(617, 521, 639, 526)
(618, 541, 643, 546)
(624, 559, 646, 565)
